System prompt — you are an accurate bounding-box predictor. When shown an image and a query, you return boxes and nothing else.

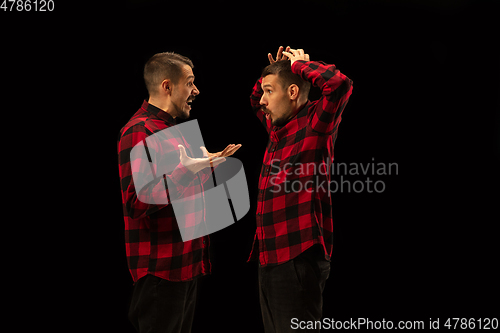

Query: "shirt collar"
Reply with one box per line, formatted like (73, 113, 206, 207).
(271, 101, 311, 141)
(141, 100, 176, 125)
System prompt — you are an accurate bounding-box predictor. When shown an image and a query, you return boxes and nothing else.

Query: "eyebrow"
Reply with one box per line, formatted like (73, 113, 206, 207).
(186, 75, 195, 81)
(262, 83, 272, 89)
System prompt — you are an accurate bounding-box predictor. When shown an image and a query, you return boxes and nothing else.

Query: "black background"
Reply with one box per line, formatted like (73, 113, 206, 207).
(2, 0, 499, 331)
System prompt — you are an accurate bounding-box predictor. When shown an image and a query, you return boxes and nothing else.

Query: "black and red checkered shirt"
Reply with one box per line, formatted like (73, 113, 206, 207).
(248, 60, 353, 266)
(118, 100, 212, 282)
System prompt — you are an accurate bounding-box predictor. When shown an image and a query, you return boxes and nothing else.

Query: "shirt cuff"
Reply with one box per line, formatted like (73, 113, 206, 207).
(170, 162, 196, 187)
(291, 60, 307, 74)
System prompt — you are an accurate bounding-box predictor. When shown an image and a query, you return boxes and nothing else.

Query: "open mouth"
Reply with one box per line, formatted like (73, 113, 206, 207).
(262, 108, 271, 119)
(186, 98, 195, 109)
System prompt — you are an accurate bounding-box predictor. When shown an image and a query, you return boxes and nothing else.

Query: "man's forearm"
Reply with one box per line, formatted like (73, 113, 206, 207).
(292, 59, 353, 134)
(291, 60, 351, 97)
(250, 77, 263, 114)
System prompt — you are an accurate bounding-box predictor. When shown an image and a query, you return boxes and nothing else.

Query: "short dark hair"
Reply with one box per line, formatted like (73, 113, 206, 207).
(261, 60, 310, 98)
(144, 52, 194, 96)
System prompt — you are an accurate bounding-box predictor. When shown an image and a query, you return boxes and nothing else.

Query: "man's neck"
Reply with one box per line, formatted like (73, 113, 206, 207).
(285, 99, 308, 123)
(148, 97, 176, 118)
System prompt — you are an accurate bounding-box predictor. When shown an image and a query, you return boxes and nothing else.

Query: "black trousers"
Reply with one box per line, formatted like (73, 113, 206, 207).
(128, 274, 198, 333)
(258, 245, 331, 333)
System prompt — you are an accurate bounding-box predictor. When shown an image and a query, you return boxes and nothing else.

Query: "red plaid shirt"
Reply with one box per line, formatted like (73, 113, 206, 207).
(118, 101, 212, 282)
(248, 60, 353, 266)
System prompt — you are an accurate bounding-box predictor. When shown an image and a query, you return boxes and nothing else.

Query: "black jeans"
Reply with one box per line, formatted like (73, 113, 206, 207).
(128, 274, 199, 333)
(258, 245, 331, 333)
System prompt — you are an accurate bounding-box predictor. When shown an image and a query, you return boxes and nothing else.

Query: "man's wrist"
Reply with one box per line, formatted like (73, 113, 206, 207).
(171, 162, 196, 186)
(291, 59, 306, 73)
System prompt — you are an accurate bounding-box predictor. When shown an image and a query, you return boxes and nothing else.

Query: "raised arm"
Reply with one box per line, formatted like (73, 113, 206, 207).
(284, 48, 353, 134)
(250, 46, 293, 133)
(250, 77, 272, 133)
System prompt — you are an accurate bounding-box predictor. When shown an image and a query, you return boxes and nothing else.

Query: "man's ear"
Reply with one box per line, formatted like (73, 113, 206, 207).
(161, 79, 172, 95)
(288, 84, 300, 101)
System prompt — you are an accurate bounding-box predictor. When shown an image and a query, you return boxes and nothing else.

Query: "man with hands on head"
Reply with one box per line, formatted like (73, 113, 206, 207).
(248, 46, 353, 332)
(118, 52, 241, 333)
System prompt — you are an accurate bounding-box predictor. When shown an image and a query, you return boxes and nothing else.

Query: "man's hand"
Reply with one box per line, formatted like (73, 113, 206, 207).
(282, 48, 310, 66)
(268, 46, 291, 64)
(205, 144, 242, 159)
(178, 145, 227, 174)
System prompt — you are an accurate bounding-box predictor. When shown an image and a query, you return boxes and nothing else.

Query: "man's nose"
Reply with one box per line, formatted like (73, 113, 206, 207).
(193, 84, 200, 96)
(260, 95, 267, 106)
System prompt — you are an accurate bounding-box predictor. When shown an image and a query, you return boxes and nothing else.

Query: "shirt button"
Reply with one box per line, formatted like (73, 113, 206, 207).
(203, 240, 206, 244)
(257, 212, 261, 216)
(271, 147, 275, 152)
